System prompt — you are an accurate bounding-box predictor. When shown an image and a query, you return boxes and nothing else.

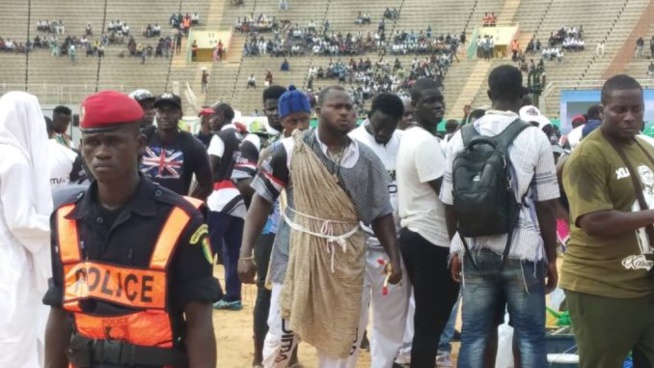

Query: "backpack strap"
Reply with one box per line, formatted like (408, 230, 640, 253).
(461, 123, 480, 146)
(493, 118, 532, 152)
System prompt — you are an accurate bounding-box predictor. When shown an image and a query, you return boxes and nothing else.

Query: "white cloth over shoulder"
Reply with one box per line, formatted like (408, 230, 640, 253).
(0, 91, 53, 368)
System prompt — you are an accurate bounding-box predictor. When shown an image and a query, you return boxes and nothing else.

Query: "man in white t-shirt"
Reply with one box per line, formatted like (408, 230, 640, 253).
(349, 93, 411, 368)
(45, 116, 78, 190)
(396, 78, 459, 367)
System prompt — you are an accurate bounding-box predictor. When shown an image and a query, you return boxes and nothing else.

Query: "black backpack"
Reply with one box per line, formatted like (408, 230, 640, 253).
(452, 119, 531, 266)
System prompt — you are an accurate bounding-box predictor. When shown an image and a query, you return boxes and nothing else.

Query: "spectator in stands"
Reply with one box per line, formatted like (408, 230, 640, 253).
(648, 61, 654, 78)
(482, 36, 493, 60)
(279, 0, 288, 10)
(264, 71, 273, 86)
(281, 58, 290, 71)
(650, 35, 654, 58)
(175, 30, 183, 54)
(202, 68, 210, 94)
(483, 12, 491, 27)
(85, 23, 93, 36)
(511, 39, 520, 61)
(596, 40, 605, 56)
(247, 74, 257, 89)
(636, 36, 645, 58)
(192, 13, 200, 25)
(191, 40, 198, 61)
(355, 12, 371, 25)
(68, 44, 76, 63)
(182, 14, 192, 36)
(217, 39, 224, 60)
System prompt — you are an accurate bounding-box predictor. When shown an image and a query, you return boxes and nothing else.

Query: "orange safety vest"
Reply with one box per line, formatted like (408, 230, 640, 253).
(183, 18, 191, 28)
(57, 196, 203, 349)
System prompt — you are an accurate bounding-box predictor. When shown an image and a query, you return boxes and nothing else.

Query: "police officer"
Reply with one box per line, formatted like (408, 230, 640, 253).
(43, 90, 221, 368)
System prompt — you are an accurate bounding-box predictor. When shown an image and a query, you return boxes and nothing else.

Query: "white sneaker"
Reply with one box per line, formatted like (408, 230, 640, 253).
(436, 353, 453, 368)
(394, 353, 411, 365)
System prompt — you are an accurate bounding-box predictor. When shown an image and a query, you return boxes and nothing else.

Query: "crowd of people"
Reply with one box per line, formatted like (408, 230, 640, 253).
(0, 44, 654, 368)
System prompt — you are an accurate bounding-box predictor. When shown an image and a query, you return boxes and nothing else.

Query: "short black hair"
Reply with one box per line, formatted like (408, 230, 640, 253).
(214, 103, 235, 122)
(601, 74, 642, 105)
(410, 78, 441, 103)
(587, 104, 602, 120)
(488, 65, 523, 102)
(445, 119, 459, 133)
(467, 109, 486, 124)
(44, 116, 54, 135)
(370, 93, 404, 119)
(263, 85, 287, 103)
(53, 105, 72, 116)
(318, 85, 346, 107)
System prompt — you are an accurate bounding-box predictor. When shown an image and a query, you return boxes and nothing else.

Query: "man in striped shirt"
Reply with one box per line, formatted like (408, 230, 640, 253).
(441, 65, 560, 368)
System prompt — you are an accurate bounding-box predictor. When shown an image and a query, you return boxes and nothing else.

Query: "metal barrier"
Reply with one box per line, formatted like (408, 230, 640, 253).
(0, 83, 130, 104)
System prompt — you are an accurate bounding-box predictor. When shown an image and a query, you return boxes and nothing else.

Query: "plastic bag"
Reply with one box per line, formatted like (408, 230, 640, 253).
(495, 313, 515, 368)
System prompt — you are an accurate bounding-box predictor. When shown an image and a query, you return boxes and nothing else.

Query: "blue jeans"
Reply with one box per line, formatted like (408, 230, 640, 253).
(438, 296, 460, 354)
(208, 211, 244, 302)
(458, 250, 548, 368)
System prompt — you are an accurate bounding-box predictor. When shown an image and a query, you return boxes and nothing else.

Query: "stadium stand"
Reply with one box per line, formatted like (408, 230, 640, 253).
(0, 0, 651, 119)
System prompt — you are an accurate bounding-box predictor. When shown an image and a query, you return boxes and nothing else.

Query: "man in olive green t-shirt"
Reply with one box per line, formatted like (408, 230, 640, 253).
(562, 74, 654, 368)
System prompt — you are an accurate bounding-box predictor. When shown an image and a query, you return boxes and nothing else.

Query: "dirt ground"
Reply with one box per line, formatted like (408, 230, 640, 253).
(212, 265, 460, 367)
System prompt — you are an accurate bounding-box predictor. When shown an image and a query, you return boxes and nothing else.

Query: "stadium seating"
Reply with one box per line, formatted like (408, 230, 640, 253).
(0, 0, 651, 119)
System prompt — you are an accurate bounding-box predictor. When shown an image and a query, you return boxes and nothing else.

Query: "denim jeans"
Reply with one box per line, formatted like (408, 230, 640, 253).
(458, 249, 548, 368)
(437, 296, 460, 354)
(208, 211, 244, 302)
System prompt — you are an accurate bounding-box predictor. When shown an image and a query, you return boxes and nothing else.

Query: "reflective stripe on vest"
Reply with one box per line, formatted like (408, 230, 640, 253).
(56, 202, 194, 347)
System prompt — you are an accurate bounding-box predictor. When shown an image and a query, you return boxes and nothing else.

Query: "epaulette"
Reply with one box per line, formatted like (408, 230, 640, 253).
(151, 183, 206, 216)
(52, 184, 89, 209)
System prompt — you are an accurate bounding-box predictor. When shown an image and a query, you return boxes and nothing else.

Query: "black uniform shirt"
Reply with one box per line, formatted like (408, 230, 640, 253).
(43, 176, 221, 326)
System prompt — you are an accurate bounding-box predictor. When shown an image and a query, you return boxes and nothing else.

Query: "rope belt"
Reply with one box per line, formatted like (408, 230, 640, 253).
(283, 206, 360, 273)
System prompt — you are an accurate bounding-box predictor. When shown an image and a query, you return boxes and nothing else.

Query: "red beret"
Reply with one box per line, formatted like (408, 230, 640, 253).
(80, 90, 144, 131)
(199, 108, 214, 116)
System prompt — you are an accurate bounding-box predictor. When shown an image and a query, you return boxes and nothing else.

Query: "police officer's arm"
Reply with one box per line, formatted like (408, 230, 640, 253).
(43, 215, 72, 368)
(189, 137, 213, 201)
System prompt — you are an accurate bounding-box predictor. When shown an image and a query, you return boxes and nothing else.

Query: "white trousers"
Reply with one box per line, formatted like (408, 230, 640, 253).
(357, 248, 411, 368)
(396, 291, 415, 363)
(263, 283, 363, 368)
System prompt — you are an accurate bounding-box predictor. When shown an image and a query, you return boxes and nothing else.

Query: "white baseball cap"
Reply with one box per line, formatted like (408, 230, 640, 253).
(519, 105, 551, 130)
